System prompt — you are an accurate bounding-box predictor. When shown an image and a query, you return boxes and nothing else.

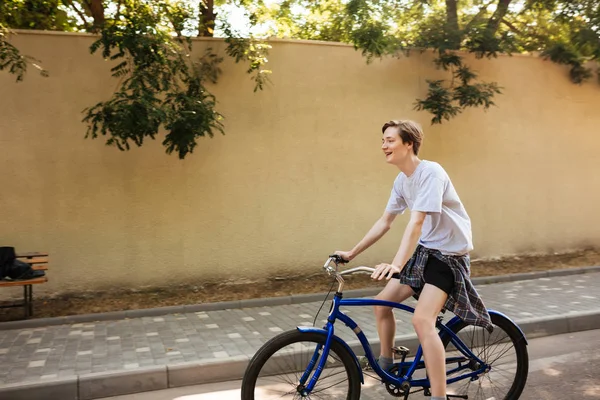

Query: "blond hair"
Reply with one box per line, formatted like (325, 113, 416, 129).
(381, 120, 424, 155)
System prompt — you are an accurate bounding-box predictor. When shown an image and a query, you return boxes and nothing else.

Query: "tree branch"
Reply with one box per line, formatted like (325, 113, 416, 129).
(487, 0, 512, 35)
(500, 18, 523, 35)
(80, 0, 105, 31)
(464, 0, 497, 31)
(82, 0, 92, 15)
(501, 18, 547, 42)
(198, 0, 217, 37)
(66, 0, 90, 30)
(88, 0, 106, 32)
(445, 0, 459, 29)
(115, 0, 123, 21)
(445, 0, 460, 49)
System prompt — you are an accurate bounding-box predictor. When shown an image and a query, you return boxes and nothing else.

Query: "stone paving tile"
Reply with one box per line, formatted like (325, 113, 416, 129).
(1, 271, 600, 385)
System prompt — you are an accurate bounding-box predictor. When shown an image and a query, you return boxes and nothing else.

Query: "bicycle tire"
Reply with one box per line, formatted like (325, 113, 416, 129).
(442, 313, 529, 400)
(241, 330, 362, 400)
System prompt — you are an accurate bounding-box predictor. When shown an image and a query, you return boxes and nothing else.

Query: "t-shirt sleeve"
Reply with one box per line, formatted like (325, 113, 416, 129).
(385, 184, 407, 215)
(412, 172, 445, 213)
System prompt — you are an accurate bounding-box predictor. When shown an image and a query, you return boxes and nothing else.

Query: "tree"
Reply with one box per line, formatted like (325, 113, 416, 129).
(1, 0, 271, 159)
(199, 0, 217, 37)
(4, 1, 597, 152)
(537, 0, 600, 84)
(250, 0, 600, 124)
(0, 0, 75, 31)
(78, 0, 270, 158)
(81, 1, 227, 159)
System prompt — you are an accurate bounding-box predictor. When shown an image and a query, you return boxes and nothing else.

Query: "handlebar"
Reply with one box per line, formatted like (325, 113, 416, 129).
(339, 266, 375, 275)
(323, 255, 400, 293)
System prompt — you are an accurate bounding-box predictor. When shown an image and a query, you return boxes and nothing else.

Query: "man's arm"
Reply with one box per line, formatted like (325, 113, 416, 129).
(371, 210, 426, 280)
(391, 210, 426, 268)
(335, 212, 397, 261)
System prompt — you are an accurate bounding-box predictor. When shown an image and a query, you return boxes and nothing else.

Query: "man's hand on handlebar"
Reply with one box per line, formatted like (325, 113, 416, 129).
(371, 263, 401, 280)
(332, 250, 353, 264)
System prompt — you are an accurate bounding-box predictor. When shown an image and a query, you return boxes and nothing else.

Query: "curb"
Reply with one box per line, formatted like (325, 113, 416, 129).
(1, 308, 600, 400)
(1, 265, 600, 331)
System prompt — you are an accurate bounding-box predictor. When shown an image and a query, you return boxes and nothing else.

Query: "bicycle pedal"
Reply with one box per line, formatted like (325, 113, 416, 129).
(391, 346, 410, 356)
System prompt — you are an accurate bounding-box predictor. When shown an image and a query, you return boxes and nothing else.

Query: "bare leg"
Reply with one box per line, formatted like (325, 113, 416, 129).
(412, 284, 449, 398)
(374, 280, 415, 359)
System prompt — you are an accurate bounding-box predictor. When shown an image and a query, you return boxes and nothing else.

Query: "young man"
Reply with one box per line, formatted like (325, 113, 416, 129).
(335, 120, 492, 400)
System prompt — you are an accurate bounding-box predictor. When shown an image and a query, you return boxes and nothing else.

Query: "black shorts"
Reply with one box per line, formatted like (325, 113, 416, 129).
(411, 256, 455, 295)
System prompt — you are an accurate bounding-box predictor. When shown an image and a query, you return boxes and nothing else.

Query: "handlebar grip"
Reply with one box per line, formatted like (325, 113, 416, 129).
(328, 254, 350, 264)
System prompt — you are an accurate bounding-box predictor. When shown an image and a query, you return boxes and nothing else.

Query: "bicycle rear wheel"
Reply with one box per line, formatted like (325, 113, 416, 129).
(241, 330, 361, 400)
(442, 313, 529, 400)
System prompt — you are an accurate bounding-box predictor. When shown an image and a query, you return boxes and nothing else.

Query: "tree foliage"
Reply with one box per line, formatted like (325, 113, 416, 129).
(2, 0, 599, 151)
(250, 0, 600, 124)
(1, 0, 271, 158)
(0, 0, 75, 31)
(81, 1, 227, 159)
(0, 24, 49, 81)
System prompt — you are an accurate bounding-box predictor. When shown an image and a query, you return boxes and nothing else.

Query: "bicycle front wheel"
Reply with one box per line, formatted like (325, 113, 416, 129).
(241, 330, 361, 400)
(442, 312, 529, 400)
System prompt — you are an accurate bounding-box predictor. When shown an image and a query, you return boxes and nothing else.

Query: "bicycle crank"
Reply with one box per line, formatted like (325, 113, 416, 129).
(385, 379, 411, 398)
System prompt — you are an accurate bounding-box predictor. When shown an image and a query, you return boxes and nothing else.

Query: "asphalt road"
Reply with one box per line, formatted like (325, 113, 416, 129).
(99, 328, 600, 400)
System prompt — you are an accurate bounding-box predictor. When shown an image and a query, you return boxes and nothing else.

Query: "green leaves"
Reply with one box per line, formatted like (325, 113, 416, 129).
(414, 80, 461, 124)
(162, 48, 224, 159)
(82, 1, 225, 159)
(163, 79, 223, 159)
(542, 42, 594, 84)
(0, 0, 76, 31)
(5, 0, 600, 139)
(223, 24, 272, 92)
(415, 53, 502, 124)
(521, 0, 600, 83)
(350, 20, 396, 62)
(346, 0, 402, 61)
(434, 51, 462, 70)
(79, 0, 270, 159)
(83, 89, 165, 151)
(245, 0, 599, 125)
(454, 81, 501, 108)
(247, 0, 508, 124)
(0, 24, 48, 81)
(3, 0, 274, 158)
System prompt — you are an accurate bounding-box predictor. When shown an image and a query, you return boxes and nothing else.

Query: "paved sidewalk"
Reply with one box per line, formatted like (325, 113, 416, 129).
(1, 269, 600, 400)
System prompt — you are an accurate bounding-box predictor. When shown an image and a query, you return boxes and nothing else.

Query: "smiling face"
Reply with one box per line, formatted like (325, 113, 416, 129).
(381, 126, 413, 166)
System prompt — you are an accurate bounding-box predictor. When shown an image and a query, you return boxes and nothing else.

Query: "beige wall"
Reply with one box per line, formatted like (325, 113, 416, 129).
(1, 31, 599, 296)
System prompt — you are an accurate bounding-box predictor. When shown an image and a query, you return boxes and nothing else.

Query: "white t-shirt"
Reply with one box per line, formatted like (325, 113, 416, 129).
(385, 160, 473, 255)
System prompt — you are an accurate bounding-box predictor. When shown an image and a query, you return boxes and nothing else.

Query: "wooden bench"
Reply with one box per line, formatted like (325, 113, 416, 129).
(0, 252, 49, 318)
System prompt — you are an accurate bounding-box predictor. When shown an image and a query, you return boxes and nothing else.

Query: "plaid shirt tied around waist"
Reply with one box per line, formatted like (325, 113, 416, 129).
(398, 245, 493, 332)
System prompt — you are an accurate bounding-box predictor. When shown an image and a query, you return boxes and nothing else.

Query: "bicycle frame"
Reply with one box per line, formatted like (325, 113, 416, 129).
(298, 292, 489, 394)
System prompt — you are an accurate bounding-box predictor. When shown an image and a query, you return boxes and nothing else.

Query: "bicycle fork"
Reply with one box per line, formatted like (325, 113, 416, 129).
(296, 322, 337, 396)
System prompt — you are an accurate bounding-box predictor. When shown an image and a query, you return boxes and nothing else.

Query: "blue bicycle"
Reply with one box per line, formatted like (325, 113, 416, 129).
(241, 255, 529, 399)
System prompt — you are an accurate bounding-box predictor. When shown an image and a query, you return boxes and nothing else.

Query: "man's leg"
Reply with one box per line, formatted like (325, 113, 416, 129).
(374, 280, 415, 363)
(412, 284, 448, 398)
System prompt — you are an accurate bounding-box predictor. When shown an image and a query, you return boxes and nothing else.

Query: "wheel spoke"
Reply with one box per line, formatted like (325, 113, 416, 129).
(242, 331, 357, 399)
(442, 316, 528, 400)
(487, 342, 516, 366)
(487, 372, 506, 399)
(311, 378, 352, 394)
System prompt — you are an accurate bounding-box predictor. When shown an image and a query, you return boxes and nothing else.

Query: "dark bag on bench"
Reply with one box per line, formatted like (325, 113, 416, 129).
(0, 247, 45, 280)
(0, 247, 16, 279)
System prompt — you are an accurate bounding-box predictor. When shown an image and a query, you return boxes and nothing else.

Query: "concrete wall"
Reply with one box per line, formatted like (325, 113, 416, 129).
(1, 31, 599, 296)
